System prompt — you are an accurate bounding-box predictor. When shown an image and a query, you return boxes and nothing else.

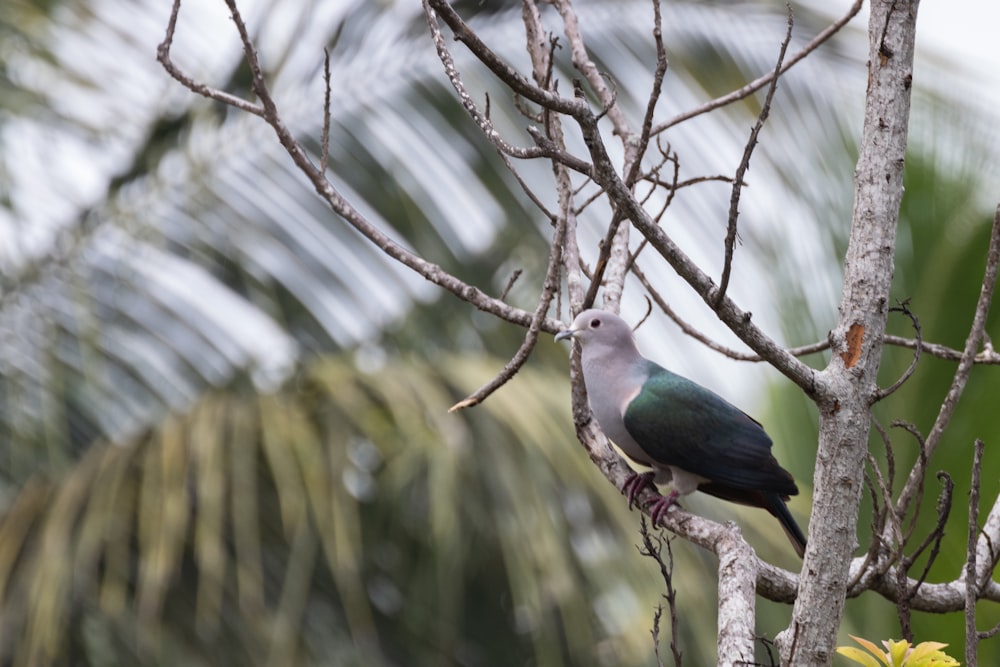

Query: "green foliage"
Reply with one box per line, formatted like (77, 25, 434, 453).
(837, 635, 960, 667)
(0, 354, 705, 666)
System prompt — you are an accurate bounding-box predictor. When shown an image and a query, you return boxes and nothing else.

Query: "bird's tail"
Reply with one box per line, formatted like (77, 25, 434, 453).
(765, 493, 807, 558)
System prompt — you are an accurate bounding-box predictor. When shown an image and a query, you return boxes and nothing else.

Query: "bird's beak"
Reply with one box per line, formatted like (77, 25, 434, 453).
(554, 327, 576, 342)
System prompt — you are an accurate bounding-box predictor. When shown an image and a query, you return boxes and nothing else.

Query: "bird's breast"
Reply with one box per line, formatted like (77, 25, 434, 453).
(586, 378, 652, 466)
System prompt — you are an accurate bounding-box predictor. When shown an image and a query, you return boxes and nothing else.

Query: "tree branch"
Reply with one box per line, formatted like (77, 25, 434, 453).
(158, 0, 566, 341)
(424, 0, 573, 164)
(425, 0, 591, 120)
(715, 3, 793, 308)
(652, 0, 863, 134)
(893, 205, 1000, 514)
(965, 439, 985, 666)
(449, 211, 567, 411)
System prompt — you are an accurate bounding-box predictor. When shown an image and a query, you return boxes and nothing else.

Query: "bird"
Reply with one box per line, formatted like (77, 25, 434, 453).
(555, 308, 807, 557)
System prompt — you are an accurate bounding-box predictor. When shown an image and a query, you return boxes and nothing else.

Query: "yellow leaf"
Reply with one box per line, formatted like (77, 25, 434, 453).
(837, 646, 887, 667)
(887, 638, 911, 666)
(906, 641, 960, 667)
(847, 635, 892, 666)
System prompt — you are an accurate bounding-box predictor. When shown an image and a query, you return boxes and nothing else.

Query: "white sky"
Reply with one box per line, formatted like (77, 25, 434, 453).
(873, 0, 1000, 100)
(919, 0, 1000, 73)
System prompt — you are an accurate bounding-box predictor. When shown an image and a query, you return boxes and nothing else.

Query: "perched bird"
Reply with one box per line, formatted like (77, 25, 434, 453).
(555, 308, 807, 557)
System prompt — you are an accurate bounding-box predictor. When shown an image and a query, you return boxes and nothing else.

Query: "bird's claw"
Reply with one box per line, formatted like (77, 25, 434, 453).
(645, 490, 679, 526)
(622, 471, 657, 509)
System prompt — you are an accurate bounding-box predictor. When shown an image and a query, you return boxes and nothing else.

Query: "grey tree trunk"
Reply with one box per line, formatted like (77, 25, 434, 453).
(779, 1, 920, 664)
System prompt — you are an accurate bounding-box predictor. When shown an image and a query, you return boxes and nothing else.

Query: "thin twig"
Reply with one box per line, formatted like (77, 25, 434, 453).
(160, 0, 565, 339)
(157, 0, 266, 116)
(645, 174, 736, 191)
(891, 420, 930, 544)
(581, 211, 625, 310)
(871, 300, 922, 402)
(966, 439, 985, 666)
(449, 212, 566, 411)
(628, 0, 669, 189)
(498, 269, 523, 302)
(652, 0, 863, 134)
(715, 3, 793, 309)
(427, 0, 590, 118)
(631, 261, 829, 361)
(894, 205, 1000, 514)
(320, 49, 331, 175)
(423, 0, 565, 163)
(884, 334, 1000, 364)
(639, 517, 683, 667)
(633, 296, 654, 332)
(900, 473, 952, 607)
(846, 452, 888, 594)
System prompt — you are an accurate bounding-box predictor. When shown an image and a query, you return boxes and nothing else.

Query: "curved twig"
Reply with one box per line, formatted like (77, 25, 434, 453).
(894, 205, 1000, 515)
(871, 300, 923, 402)
(715, 3, 793, 309)
(631, 261, 829, 361)
(652, 0, 864, 134)
(449, 211, 567, 411)
(159, 0, 565, 338)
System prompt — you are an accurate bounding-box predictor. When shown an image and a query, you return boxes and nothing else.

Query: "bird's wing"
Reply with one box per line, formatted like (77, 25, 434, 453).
(622, 361, 797, 495)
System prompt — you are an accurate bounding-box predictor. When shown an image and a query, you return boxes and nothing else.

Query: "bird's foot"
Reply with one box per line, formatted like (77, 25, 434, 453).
(622, 471, 657, 509)
(645, 489, 679, 526)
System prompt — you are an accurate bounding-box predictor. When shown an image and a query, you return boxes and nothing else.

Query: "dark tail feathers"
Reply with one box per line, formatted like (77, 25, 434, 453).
(764, 492, 807, 558)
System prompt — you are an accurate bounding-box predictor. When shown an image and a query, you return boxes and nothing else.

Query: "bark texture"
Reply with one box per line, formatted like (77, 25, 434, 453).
(779, 1, 920, 664)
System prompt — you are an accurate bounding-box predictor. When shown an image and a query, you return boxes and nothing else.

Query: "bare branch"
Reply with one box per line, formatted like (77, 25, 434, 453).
(157, 0, 266, 116)
(653, 0, 864, 134)
(423, 0, 563, 163)
(159, 0, 568, 342)
(894, 205, 1000, 514)
(639, 518, 683, 667)
(872, 301, 923, 402)
(449, 212, 566, 411)
(631, 261, 829, 362)
(884, 333, 1000, 364)
(425, 0, 590, 119)
(320, 49, 331, 175)
(715, 3, 793, 309)
(966, 439, 985, 666)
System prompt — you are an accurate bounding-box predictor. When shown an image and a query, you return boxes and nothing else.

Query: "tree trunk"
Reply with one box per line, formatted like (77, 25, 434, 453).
(780, 1, 920, 664)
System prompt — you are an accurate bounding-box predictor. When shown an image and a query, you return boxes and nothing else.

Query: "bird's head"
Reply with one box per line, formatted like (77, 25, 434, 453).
(554, 309, 634, 348)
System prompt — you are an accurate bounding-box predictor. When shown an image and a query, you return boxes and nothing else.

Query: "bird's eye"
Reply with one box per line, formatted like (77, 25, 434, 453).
(589, 318, 601, 329)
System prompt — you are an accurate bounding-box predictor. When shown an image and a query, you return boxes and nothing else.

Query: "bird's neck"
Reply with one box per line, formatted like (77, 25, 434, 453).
(582, 338, 643, 371)
(580, 340, 647, 403)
